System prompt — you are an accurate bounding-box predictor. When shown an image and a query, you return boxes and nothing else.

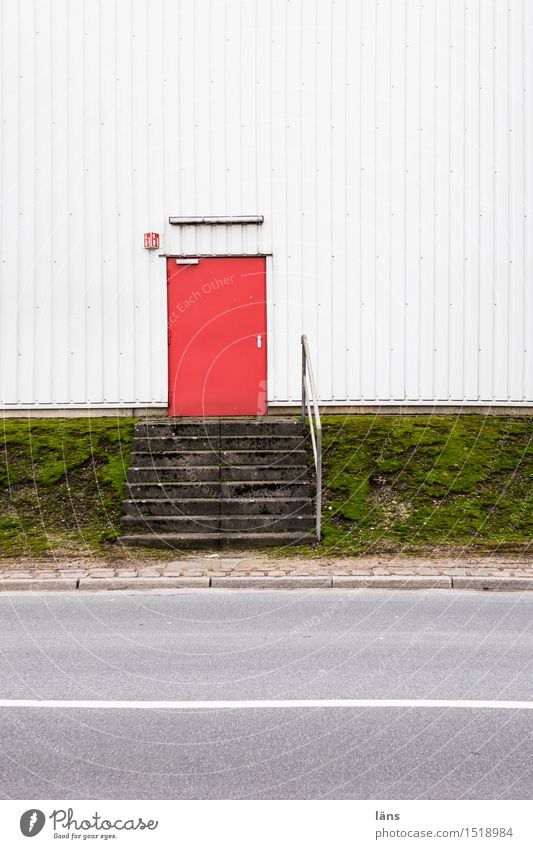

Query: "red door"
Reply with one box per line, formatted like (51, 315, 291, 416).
(167, 257, 267, 416)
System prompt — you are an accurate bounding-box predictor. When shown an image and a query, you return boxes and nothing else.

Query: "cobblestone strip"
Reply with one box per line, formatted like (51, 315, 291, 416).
(0, 554, 531, 585)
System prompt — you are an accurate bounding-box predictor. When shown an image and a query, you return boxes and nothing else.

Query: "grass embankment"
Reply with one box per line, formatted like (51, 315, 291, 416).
(0, 419, 134, 558)
(0, 415, 531, 559)
(317, 415, 532, 555)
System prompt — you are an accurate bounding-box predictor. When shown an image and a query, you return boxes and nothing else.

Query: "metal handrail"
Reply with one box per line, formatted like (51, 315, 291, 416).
(301, 335, 322, 541)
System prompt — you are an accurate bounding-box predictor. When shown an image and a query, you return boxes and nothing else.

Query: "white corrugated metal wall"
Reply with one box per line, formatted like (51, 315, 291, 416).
(1, 0, 532, 408)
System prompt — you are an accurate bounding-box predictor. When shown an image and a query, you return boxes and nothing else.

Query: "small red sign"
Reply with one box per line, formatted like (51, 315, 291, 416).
(144, 232, 160, 249)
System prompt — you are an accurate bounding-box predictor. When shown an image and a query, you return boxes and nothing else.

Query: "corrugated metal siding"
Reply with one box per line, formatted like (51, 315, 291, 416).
(0, 0, 532, 407)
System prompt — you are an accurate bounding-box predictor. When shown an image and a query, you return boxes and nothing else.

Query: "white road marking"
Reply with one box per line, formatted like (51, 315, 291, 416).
(0, 699, 532, 710)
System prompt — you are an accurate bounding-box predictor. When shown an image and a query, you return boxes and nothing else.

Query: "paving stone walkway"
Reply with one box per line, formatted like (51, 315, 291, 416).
(0, 553, 531, 580)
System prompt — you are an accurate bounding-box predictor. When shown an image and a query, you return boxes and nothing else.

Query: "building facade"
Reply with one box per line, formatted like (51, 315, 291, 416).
(1, 0, 532, 413)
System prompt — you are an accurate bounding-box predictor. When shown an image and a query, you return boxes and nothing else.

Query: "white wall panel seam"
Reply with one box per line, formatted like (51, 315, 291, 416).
(522, 0, 529, 400)
(387, 2, 396, 398)
(431, 0, 438, 400)
(0, 0, 4, 401)
(402, 0, 408, 402)
(476, 0, 482, 400)
(343, 0, 350, 399)
(112, 0, 121, 402)
(490, 0, 497, 401)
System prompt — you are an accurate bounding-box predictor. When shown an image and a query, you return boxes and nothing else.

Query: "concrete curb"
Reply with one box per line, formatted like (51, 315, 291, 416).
(0, 578, 78, 591)
(0, 575, 531, 592)
(211, 577, 332, 589)
(332, 576, 452, 589)
(451, 576, 533, 591)
(78, 577, 210, 590)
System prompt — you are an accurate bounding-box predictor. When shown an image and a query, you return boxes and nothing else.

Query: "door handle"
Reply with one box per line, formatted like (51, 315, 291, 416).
(257, 335, 263, 349)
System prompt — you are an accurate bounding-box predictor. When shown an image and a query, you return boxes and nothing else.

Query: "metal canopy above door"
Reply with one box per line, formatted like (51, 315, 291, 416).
(169, 215, 264, 225)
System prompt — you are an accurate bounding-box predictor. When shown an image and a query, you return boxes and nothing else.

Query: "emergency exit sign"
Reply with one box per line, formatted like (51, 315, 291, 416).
(144, 232, 160, 249)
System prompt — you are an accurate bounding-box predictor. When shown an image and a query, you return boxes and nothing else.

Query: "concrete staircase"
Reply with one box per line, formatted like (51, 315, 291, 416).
(118, 419, 317, 549)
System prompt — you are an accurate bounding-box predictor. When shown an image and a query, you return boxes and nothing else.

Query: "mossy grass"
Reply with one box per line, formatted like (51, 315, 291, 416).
(0, 418, 135, 557)
(303, 414, 533, 556)
(0, 414, 531, 560)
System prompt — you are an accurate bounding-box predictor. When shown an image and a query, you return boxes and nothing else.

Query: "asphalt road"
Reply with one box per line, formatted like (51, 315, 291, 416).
(0, 589, 531, 799)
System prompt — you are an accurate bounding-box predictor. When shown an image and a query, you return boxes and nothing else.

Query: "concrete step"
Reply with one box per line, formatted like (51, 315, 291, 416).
(127, 466, 220, 483)
(219, 515, 314, 532)
(221, 436, 307, 452)
(132, 436, 220, 453)
(219, 450, 308, 467)
(220, 465, 309, 482)
(127, 465, 308, 483)
(122, 497, 313, 517)
(135, 421, 220, 437)
(119, 533, 223, 549)
(130, 451, 221, 468)
(120, 514, 314, 533)
(135, 420, 302, 437)
(130, 450, 308, 468)
(132, 435, 307, 453)
(126, 482, 220, 499)
(221, 481, 310, 498)
(220, 420, 302, 436)
(117, 531, 317, 550)
(123, 499, 218, 517)
(121, 515, 220, 533)
(126, 481, 311, 500)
